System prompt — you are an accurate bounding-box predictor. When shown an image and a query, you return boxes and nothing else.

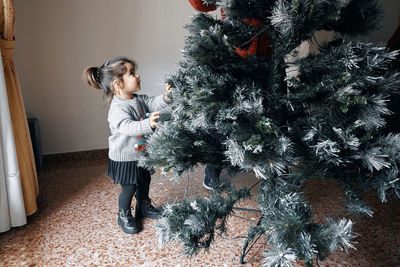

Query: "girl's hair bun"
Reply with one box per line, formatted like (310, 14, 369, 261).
(83, 66, 102, 90)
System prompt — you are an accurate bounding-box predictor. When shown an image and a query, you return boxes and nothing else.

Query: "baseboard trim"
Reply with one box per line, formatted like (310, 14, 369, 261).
(43, 149, 108, 163)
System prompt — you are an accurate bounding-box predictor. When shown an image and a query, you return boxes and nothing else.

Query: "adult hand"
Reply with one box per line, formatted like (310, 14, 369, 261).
(149, 111, 160, 129)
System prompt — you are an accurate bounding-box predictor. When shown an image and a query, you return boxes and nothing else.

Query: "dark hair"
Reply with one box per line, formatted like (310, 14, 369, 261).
(83, 57, 137, 97)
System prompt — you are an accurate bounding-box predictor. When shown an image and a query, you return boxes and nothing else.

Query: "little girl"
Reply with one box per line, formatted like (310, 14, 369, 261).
(83, 57, 171, 234)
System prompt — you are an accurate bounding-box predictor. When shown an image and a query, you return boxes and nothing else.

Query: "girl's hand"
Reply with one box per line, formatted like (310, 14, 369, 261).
(149, 111, 160, 129)
(165, 83, 172, 94)
(164, 82, 173, 103)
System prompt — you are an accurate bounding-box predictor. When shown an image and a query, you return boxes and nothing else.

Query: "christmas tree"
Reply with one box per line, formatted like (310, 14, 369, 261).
(140, 0, 400, 265)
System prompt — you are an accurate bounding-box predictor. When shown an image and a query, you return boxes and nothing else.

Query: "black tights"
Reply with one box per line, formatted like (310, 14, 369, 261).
(118, 172, 151, 210)
(118, 184, 137, 210)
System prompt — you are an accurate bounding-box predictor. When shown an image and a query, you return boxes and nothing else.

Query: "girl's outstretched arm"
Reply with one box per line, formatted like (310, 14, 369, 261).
(141, 83, 172, 112)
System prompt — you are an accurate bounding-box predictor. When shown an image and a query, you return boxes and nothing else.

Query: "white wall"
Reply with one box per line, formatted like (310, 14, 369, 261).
(13, 0, 400, 155)
(14, 0, 194, 155)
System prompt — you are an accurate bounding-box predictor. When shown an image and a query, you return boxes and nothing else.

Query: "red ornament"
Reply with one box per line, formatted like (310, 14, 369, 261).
(188, 0, 216, 12)
(220, 8, 227, 19)
(235, 18, 270, 59)
(135, 144, 146, 151)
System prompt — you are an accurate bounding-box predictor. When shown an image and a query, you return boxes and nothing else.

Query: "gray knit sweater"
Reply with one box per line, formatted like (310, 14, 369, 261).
(107, 94, 166, 162)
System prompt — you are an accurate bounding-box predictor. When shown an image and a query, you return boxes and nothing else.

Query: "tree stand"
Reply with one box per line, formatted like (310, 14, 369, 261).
(231, 206, 264, 264)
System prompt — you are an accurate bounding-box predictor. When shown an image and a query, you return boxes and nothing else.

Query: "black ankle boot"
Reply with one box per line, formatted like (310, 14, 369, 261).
(118, 209, 140, 234)
(135, 198, 161, 219)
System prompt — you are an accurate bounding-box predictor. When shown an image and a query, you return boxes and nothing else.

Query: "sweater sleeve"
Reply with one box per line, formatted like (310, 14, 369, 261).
(139, 94, 167, 112)
(108, 105, 153, 136)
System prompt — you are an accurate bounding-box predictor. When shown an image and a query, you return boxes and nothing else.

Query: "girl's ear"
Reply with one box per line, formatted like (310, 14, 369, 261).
(112, 80, 118, 91)
(113, 79, 123, 90)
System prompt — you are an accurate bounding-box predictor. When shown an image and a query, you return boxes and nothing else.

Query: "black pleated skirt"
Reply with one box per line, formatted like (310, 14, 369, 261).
(106, 159, 150, 185)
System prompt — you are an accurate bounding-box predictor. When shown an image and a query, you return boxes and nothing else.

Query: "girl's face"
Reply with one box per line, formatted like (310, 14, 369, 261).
(120, 62, 141, 95)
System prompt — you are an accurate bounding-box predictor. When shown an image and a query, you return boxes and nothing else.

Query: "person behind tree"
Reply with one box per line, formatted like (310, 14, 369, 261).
(188, 0, 271, 190)
(83, 57, 172, 234)
(187, 0, 222, 191)
(203, 164, 222, 190)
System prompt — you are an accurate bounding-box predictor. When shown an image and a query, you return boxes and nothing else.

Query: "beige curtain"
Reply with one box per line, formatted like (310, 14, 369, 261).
(0, 47, 26, 232)
(0, 0, 38, 216)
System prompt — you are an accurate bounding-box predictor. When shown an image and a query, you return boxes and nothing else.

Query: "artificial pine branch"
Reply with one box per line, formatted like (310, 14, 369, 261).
(155, 183, 251, 255)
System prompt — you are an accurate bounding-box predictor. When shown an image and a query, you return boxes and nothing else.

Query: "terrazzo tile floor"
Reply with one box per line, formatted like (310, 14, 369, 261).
(1, 158, 400, 266)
